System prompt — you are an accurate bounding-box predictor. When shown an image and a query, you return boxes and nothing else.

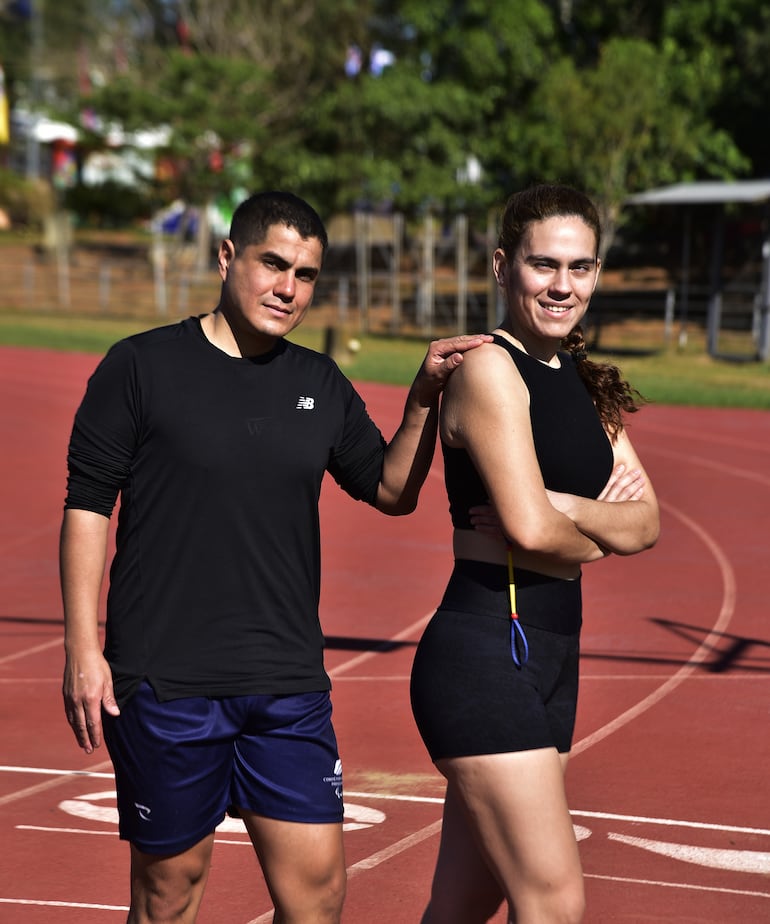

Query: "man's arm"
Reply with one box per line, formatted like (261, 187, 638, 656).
(60, 507, 120, 754)
(375, 334, 492, 514)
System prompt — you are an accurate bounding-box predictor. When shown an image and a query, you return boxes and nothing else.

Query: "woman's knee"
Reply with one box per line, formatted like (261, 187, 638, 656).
(514, 874, 584, 924)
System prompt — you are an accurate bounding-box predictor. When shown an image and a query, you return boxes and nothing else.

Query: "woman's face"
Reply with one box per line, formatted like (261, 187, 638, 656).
(494, 215, 600, 349)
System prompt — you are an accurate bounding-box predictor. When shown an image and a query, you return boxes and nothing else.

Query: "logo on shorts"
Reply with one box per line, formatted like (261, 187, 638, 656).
(323, 759, 343, 799)
(135, 801, 152, 822)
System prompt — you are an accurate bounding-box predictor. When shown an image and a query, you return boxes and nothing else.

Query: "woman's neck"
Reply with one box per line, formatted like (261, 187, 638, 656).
(494, 326, 561, 367)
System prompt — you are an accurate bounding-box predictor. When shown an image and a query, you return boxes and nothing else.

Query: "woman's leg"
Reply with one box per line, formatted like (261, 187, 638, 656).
(430, 747, 584, 924)
(421, 782, 505, 924)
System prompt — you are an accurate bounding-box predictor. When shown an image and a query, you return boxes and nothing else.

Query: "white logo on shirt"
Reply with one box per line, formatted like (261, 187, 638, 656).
(296, 396, 315, 410)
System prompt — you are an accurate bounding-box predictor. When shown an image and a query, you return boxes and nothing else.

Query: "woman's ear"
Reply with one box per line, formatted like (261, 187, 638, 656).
(591, 257, 602, 294)
(493, 248, 506, 287)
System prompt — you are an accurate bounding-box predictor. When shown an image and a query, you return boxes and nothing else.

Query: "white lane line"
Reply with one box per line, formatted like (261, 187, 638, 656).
(0, 765, 114, 778)
(0, 637, 62, 665)
(0, 897, 128, 911)
(571, 809, 770, 838)
(584, 873, 770, 901)
(645, 444, 770, 487)
(572, 499, 735, 757)
(328, 611, 434, 678)
(608, 834, 770, 875)
(0, 760, 114, 807)
(346, 790, 444, 805)
(638, 422, 770, 457)
(347, 820, 443, 873)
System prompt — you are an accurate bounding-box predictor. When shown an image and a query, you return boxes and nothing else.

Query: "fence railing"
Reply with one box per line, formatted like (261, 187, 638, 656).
(1, 232, 767, 359)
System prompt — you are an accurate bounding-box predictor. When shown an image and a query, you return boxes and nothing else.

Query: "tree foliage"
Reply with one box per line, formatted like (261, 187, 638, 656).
(3, 0, 767, 234)
(520, 37, 749, 249)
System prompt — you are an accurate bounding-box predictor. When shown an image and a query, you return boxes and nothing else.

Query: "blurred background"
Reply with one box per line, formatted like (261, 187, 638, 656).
(1, 0, 769, 360)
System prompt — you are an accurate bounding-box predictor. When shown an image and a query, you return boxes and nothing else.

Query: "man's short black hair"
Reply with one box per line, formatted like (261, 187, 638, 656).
(228, 191, 328, 258)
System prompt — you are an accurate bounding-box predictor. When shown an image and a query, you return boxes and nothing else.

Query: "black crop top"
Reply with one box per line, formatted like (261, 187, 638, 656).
(443, 335, 614, 529)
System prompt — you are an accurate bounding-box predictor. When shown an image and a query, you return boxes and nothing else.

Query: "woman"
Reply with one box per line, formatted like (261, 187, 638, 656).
(410, 184, 660, 923)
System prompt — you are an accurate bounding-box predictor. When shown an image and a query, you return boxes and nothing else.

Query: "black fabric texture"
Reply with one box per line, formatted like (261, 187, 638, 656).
(442, 335, 613, 529)
(65, 317, 386, 706)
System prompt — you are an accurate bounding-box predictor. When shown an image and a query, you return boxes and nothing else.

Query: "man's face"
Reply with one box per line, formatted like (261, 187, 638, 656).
(217, 223, 323, 350)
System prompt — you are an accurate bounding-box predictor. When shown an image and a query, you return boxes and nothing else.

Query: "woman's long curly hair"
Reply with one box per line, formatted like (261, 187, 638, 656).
(498, 184, 644, 438)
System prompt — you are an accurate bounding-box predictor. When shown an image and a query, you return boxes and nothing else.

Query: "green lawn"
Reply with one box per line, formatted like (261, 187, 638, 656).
(1, 311, 768, 408)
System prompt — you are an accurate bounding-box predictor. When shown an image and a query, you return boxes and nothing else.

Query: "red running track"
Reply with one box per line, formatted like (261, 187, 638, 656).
(1, 345, 769, 923)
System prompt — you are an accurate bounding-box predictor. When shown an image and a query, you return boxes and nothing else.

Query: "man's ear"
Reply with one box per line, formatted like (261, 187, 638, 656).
(218, 238, 235, 277)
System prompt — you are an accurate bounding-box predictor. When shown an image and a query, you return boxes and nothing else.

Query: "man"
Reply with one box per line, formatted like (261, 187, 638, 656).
(61, 190, 489, 923)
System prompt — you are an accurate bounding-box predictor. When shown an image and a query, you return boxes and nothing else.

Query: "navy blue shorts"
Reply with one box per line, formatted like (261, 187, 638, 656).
(103, 683, 343, 855)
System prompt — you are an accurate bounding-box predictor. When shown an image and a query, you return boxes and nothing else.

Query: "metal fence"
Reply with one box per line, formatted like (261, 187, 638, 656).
(1, 212, 768, 358)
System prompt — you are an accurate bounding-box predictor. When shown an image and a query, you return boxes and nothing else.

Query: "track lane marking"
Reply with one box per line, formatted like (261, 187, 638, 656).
(584, 874, 770, 901)
(572, 499, 735, 757)
(0, 637, 62, 665)
(644, 445, 770, 488)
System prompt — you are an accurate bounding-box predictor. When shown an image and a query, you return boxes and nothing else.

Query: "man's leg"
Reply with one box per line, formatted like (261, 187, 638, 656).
(127, 833, 216, 924)
(241, 813, 346, 924)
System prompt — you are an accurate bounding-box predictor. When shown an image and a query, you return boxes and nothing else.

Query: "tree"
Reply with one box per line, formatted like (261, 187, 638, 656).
(296, 0, 560, 219)
(519, 37, 749, 252)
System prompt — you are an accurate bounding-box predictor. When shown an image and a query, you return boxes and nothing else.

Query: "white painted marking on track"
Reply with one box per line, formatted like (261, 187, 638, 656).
(0, 637, 61, 665)
(53, 789, 386, 834)
(608, 833, 770, 874)
(0, 761, 114, 808)
(572, 499, 736, 757)
(0, 764, 114, 778)
(0, 898, 128, 911)
(640, 422, 770, 457)
(347, 819, 443, 873)
(346, 790, 444, 804)
(572, 808, 770, 838)
(18, 825, 118, 836)
(328, 611, 434, 677)
(584, 872, 770, 901)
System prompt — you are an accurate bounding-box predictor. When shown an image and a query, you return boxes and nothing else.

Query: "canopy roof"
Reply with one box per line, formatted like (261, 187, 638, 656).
(628, 179, 770, 206)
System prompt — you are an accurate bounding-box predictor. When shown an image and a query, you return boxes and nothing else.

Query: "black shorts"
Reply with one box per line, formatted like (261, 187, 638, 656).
(410, 560, 582, 761)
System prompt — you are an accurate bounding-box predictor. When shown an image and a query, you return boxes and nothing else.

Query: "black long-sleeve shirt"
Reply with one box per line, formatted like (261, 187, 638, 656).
(65, 317, 386, 706)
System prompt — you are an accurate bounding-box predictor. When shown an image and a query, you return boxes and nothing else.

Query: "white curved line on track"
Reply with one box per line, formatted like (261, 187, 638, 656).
(572, 498, 736, 757)
(638, 421, 770, 456)
(645, 445, 770, 489)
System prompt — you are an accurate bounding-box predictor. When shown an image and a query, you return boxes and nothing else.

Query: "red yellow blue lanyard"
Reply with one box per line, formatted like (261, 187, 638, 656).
(506, 545, 529, 668)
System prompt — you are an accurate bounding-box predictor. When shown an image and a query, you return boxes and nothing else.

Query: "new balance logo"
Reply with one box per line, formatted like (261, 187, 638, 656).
(296, 396, 315, 410)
